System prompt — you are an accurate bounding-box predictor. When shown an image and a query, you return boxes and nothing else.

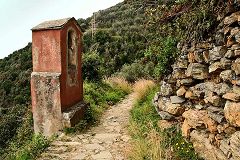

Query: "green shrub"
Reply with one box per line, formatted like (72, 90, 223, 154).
(117, 62, 146, 82)
(0, 105, 26, 150)
(1, 109, 50, 160)
(143, 36, 178, 79)
(105, 89, 125, 104)
(82, 51, 103, 81)
(94, 30, 112, 45)
(14, 95, 26, 104)
(10, 134, 49, 160)
(116, 37, 178, 82)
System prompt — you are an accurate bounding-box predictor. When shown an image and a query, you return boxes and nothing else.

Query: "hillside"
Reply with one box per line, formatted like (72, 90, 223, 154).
(0, 0, 239, 158)
(78, 1, 148, 78)
(0, 43, 32, 150)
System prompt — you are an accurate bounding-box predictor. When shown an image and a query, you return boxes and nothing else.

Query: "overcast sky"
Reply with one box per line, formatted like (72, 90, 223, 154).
(0, 0, 123, 59)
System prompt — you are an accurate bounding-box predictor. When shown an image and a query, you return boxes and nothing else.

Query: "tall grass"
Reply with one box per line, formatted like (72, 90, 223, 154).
(105, 76, 132, 94)
(133, 79, 156, 102)
(128, 80, 200, 160)
(128, 120, 167, 160)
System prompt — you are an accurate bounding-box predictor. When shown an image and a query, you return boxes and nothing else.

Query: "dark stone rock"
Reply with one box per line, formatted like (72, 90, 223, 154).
(186, 63, 208, 80)
(220, 58, 232, 69)
(219, 139, 231, 157)
(225, 50, 235, 58)
(224, 27, 232, 35)
(188, 82, 230, 98)
(208, 111, 225, 123)
(179, 78, 194, 86)
(215, 32, 225, 46)
(158, 98, 185, 116)
(194, 50, 205, 63)
(235, 32, 240, 43)
(230, 27, 239, 36)
(231, 58, 240, 75)
(209, 61, 222, 73)
(226, 37, 236, 48)
(234, 50, 240, 56)
(207, 106, 224, 114)
(204, 92, 224, 107)
(172, 59, 188, 69)
(215, 83, 232, 96)
(158, 111, 174, 120)
(209, 46, 227, 61)
(203, 50, 210, 63)
(172, 69, 187, 79)
(220, 70, 235, 82)
(160, 81, 173, 96)
(166, 74, 177, 84)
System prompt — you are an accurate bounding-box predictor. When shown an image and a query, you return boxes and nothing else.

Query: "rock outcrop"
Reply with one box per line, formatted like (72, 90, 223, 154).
(153, 11, 240, 160)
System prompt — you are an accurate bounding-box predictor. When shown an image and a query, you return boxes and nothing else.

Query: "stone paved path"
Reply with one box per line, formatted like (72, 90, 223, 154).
(39, 93, 135, 160)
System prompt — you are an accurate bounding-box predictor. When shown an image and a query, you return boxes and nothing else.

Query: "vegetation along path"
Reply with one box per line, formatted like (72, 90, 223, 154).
(39, 93, 135, 160)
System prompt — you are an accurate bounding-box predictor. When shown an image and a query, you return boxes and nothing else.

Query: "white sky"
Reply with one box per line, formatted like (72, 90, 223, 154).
(0, 0, 123, 59)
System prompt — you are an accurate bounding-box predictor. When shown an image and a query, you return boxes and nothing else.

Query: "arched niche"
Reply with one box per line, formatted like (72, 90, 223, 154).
(67, 28, 78, 86)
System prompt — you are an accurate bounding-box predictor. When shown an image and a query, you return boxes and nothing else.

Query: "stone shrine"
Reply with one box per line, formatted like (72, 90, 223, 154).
(31, 17, 87, 137)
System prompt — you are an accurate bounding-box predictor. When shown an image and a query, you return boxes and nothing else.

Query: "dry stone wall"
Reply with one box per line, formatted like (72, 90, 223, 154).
(153, 11, 240, 160)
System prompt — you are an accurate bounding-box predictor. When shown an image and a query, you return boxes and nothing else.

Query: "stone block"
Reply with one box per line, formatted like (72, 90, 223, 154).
(224, 101, 240, 127)
(209, 61, 222, 73)
(224, 11, 240, 25)
(62, 102, 89, 128)
(223, 93, 240, 102)
(170, 96, 185, 104)
(225, 50, 235, 58)
(220, 70, 235, 82)
(176, 86, 186, 97)
(190, 130, 227, 160)
(31, 72, 62, 137)
(209, 46, 227, 61)
(229, 131, 240, 160)
(186, 63, 208, 80)
(232, 58, 240, 75)
(182, 109, 217, 134)
(160, 81, 173, 96)
(158, 97, 185, 116)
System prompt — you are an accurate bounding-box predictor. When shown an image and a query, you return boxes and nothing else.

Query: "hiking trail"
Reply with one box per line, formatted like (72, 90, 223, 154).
(39, 93, 135, 160)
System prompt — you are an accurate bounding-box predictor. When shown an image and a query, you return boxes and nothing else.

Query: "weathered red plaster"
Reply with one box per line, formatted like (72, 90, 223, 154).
(60, 19, 83, 110)
(32, 18, 83, 111)
(32, 30, 62, 72)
